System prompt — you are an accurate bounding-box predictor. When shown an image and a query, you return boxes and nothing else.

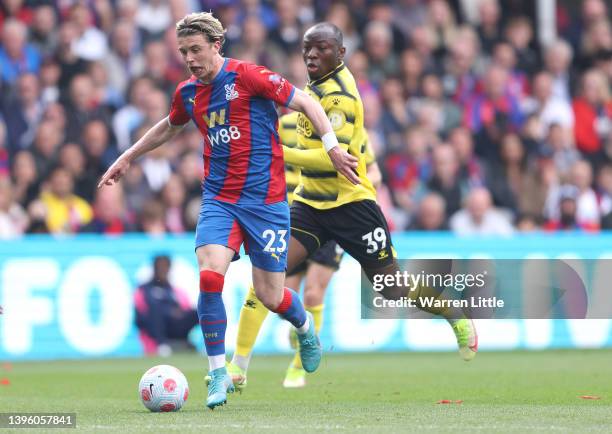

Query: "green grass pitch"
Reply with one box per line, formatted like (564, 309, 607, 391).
(0, 350, 610, 433)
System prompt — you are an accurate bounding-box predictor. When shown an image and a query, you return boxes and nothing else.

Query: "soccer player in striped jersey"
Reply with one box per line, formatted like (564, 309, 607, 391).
(224, 22, 478, 389)
(98, 12, 361, 409)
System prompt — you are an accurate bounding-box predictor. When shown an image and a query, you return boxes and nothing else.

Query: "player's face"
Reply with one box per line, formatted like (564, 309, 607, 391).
(302, 30, 344, 80)
(177, 34, 221, 80)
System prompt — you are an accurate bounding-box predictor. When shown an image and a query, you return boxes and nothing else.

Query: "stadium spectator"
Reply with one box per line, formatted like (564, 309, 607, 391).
(39, 59, 61, 105)
(0, 121, 7, 178)
(229, 14, 284, 74)
(448, 126, 485, 187)
(465, 63, 525, 160)
(134, 255, 198, 356)
(423, 144, 467, 218)
(55, 21, 90, 91)
(103, 19, 143, 96)
(11, 150, 39, 207)
(31, 120, 62, 181)
(65, 74, 112, 143)
(409, 192, 448, 231)
(544, 123, 581, 179)
(449, 187, 514, 235)
(0, 178, 28, 239)
(82, 120, 117, 180)
(544, 39, 575, 104)
(68, 3, 109, 62)
(572, 69, 612, 161)
(160, 174, 187, 234)
(138, 41, 180, 95)
(138, 198, 166, 236)
(363, 20, 398, 85)
(325, 1, 361, 58)
(136, 0, 173, 43)
(1, 0, 610, 236)
(87, 61, 124, 111)
(492, 41, 529, 103)
(269, 0, 303, 54)
(442, 26, 480, 104)
(39, 166, 93, 234)
(380, 77, 411, 152)
(79, 183, 135, 234)
(475, 0, 502, 55)
(2, 73, 43, 154)
(0, 0, 33, 27)
(0, 18, 41, 86)
(544, 184, 599, 232)
(414, 73, 462, 136)
(596, 163, 612, 219)
(487, 133, 548, 217)
(112, 76, 155, 152)
(504, 16, 539, 76)
(570, 159, 601, 226)
(58, 143, 97, 202)
(524, 71, 574, 140)
(368, 1, 406, 54)
(29, 5, 58, 59)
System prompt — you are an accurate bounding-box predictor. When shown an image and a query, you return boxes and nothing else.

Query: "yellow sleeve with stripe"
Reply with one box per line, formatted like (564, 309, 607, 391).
(283, 93, 355, 170)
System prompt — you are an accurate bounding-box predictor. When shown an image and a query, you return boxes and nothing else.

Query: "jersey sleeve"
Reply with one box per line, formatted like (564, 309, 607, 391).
(242, 64, 296, 107)
(168, 84, 190, 126)
(320, 93, 356, 148)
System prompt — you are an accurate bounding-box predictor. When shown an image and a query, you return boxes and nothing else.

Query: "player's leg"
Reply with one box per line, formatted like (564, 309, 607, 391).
(283, 264, 332, 387)
(363, 260, 478, 361)
(196, 244, 236, 408)
(284, 243, 340, 388)
(241, 200, 322, 373)
(332, 200, 478, 361)
(194, 200, 243, 408)
(251, 266, 321, 373)
(227, 267, 306, 389)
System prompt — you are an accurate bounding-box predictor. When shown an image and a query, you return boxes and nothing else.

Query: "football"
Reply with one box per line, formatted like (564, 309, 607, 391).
(138, 365, 189, 412)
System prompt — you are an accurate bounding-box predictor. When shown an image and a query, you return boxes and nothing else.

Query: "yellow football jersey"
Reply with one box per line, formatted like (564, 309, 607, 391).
(282, 63, 376, 210)
(279, 112, 300, 204)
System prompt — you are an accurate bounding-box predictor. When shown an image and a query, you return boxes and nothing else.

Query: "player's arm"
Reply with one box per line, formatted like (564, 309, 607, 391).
(98, 117, 184, 187)
(367, 161, 382, 188)
(287, 89, 360, 185)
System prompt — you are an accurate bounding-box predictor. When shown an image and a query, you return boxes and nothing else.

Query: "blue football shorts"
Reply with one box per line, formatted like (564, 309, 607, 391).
(195, 199, 290, 272)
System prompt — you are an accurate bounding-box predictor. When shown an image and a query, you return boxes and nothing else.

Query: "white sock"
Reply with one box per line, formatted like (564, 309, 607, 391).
(208, 354, 226, 371)
(296, 315, 310, 335)
(231, 353, 250, 371)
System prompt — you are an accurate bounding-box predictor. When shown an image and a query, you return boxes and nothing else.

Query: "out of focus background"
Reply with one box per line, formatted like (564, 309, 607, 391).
(1, 0, 612, 361)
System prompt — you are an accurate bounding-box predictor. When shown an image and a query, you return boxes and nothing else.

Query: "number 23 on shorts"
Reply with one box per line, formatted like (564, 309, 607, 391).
(262, 229, 288, 253)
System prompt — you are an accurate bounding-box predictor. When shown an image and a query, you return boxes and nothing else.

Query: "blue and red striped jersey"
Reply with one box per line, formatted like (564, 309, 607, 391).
(169, 58, 296, 204)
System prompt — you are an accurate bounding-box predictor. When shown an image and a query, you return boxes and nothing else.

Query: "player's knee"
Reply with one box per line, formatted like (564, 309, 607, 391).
(303, 287, 324, 306)
(255, 287, 283, 311)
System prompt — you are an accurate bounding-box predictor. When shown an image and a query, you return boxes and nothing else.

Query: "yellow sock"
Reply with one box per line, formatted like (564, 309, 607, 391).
(234, 285, 269, 361)
(291, 304, 324, 369)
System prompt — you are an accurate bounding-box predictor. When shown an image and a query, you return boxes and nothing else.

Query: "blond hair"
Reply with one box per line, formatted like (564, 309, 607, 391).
(176, 12, 225, 44)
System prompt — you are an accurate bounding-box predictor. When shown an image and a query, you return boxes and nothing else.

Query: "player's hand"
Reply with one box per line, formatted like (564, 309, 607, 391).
(328, 147, 360, 185)
(98, 156, 131, 188)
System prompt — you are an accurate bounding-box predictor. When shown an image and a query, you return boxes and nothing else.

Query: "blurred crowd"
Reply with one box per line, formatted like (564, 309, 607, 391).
(1, 0, 612, 239)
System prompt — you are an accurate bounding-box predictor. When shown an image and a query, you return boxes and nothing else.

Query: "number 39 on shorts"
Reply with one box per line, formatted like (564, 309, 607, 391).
(362, 227, 387, 254)
(262, 229, 288, 253)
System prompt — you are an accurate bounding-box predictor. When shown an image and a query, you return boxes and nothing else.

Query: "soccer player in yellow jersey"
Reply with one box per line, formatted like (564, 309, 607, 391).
(231, 111, 382, 388)
(226, 22, 478, 389)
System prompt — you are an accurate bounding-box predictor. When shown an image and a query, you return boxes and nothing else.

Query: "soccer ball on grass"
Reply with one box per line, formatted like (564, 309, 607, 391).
(138, 365, 189, 412)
